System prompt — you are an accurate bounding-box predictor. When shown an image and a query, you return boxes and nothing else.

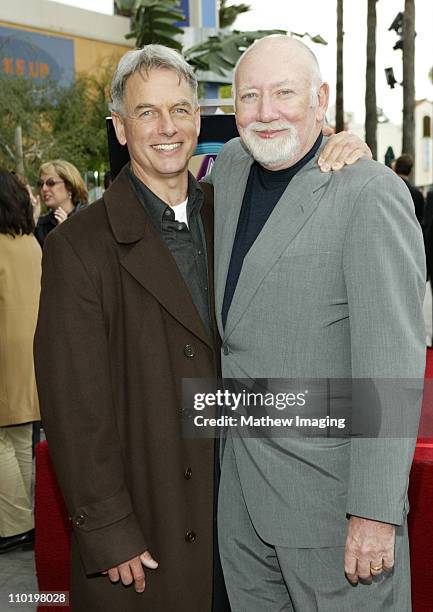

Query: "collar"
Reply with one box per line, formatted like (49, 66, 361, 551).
(127, 167, 203, 230)
(103, 166, 151, 244)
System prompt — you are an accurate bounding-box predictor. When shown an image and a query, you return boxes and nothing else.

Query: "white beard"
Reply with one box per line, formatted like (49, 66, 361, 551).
(241, 121, 300, 167)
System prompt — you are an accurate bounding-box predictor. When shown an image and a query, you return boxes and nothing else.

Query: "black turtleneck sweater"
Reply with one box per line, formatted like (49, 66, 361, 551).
(222, 133, 323, 328)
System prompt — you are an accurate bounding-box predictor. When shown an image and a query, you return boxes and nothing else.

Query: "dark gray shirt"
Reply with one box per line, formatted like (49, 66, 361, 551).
(128, 168, 211, 336)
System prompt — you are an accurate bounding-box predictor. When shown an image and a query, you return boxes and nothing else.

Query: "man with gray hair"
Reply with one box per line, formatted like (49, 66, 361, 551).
(209, 35, 425, 611)
(35, 41, 372, 611)
(35, 44, 226, 612)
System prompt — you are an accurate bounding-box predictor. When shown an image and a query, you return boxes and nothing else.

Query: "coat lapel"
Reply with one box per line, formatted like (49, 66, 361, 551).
(200, 182, 219, 347)
(223, 153, 331, 340)
(104, 167, 212, 348)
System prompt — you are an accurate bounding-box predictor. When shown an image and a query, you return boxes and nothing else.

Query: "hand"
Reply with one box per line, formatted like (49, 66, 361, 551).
(26, 185, 41, 223)
(344, 516, 395, 585)
(102, 550, 158, 593)
(54, 207, 68, 224)
(318, 131, 372, 172)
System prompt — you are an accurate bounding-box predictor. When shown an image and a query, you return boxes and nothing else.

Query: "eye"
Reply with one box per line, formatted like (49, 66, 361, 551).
(278, 89, 294, 97)
(138, 109, 153, 118)
(173, 107, 190, 114)
(240, 92, 258, 101)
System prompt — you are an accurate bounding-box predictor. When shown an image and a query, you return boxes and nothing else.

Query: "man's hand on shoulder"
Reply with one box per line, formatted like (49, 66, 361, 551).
(344, 516, 395, 585)
(102, 550, 158, 593)
(318, 129, 372, 172)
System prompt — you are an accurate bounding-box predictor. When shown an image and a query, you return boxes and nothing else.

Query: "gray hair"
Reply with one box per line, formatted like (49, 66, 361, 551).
(232, 35, 322, 101)
(109, 44, 198, 115)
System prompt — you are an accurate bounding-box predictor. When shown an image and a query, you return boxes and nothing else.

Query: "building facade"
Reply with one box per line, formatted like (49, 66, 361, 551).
(0, 0, 219, 84)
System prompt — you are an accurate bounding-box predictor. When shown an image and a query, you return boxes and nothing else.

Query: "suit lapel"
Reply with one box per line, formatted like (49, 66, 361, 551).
(104, 167, 212, 348)
(224, 155, 331, 340)
(215, 155, 254, 332)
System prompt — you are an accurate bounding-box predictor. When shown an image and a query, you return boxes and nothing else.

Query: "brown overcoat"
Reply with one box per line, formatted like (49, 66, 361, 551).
(34, 168, 218, 611)
(0, 233, 41, 426)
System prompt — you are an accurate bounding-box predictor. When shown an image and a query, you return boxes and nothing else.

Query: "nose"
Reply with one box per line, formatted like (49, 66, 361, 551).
(158, 110, 177, 137)
(257, 93, 279, 123)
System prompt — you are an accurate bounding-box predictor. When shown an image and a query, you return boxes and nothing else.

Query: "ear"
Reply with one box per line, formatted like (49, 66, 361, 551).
(316, 82, 330, 123)
(194, 105, 201, 138)
(112, 112, 127, 146)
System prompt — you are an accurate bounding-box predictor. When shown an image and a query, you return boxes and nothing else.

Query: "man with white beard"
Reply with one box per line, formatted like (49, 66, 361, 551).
(208, 35, 425, 611)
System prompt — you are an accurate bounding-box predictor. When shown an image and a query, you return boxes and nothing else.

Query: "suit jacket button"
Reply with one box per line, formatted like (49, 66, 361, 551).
(184, 344, 195, 358)
(222, 344, 230, 355)
(74, 514, 85, 526)
(184, 467, 192, 480)
(185, 530, 196, 543)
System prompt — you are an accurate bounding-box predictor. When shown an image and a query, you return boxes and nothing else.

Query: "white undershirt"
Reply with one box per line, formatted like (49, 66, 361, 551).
(172, 198, 188, 227)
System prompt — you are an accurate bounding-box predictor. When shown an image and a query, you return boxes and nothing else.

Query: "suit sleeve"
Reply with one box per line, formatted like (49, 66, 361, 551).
(343, 171, 426, 525)
(34, 230, 147, 574)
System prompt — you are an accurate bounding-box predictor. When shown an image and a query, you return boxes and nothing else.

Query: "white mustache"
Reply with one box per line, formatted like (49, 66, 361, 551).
(246, 122, 293, 133)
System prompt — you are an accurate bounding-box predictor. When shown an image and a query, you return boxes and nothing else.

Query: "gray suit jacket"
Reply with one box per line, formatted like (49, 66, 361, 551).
(208, 137, 426, 547)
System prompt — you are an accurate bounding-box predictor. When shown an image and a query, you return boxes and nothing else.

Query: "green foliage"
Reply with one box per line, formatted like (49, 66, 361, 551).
(185, 29, 285, 76)
(184, 29, 327, 77)
(0, 60, 115, 183)
(0, 77, 54, 180)
(218, 0, 251, 29)
(126, 0, 185, 51)
(114, 0, 139, 16)
(291, 31, 328, 46)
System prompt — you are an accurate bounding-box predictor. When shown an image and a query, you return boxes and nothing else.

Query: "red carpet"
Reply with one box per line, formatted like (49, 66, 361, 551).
(34, 441, 71, 611)
(408, 347, 433, 611)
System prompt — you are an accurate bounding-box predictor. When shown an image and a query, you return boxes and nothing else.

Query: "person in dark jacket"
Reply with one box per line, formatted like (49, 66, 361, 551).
(34, 159, 88, 247)
(393, 155, 425, 226)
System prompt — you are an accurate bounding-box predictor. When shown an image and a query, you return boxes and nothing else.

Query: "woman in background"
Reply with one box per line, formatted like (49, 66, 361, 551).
(0, 169, 41, 553)
(35, 159, 88, 247)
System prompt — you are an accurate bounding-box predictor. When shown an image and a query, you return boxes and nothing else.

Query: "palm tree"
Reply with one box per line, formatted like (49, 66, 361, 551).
(365, 0, 377, 160)
(402, 0, 415, 162)
(335, 0, 344, 132)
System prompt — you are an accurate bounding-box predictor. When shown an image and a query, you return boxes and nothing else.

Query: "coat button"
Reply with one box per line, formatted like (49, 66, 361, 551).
(74, 514, 85, 526)
(184, 467, 192, 480)
(185, 530, 196, 543)
(184, 344, 195, 358)
(222, 344, 230, 355)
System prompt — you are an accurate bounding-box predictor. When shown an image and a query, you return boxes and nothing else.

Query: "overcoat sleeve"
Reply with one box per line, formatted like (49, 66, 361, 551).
(343, 171, 426, 525)
(34, 229, 147, 574)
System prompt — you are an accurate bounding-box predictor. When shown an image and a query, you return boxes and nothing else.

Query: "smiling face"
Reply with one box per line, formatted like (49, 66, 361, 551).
(112, 68, 200, 187)
(234, 38, 329, 170)
(38, 168, 71, 210)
